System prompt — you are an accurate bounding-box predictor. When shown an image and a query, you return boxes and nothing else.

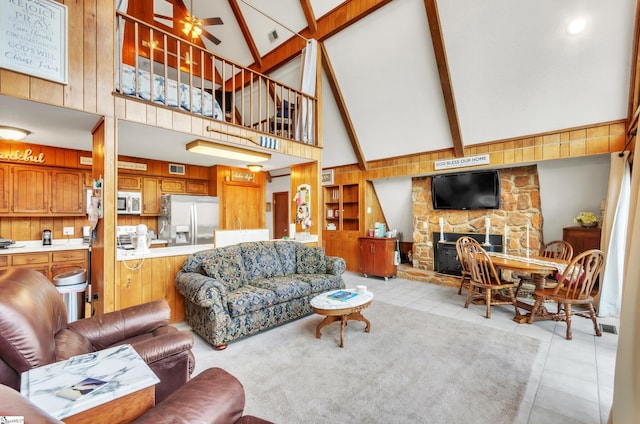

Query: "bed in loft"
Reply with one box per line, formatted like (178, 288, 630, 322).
(116, 64, 224, 120)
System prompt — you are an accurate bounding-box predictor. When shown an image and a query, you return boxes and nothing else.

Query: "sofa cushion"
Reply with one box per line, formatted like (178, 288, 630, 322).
(226, 286, 277, 318)
(249, 276, 312, 303)
(202, 245, 246, 291)
(181, 250, 215, 274)
(298, 274, 344, 294)
(240, 242, 284, 281)
(274, 241, 298, 275)
(296, 246, 327, 274)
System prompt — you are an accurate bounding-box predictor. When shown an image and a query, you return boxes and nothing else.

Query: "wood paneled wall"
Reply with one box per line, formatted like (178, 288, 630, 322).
(330, 120, 626, 183)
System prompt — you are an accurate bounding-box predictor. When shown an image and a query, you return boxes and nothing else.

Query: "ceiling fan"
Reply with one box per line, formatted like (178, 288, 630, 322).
(154, 0, 223, 45)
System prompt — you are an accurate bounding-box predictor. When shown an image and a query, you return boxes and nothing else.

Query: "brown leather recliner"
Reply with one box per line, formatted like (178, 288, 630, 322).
(0, 367, 273, 423)
(0, 268, 195, 403)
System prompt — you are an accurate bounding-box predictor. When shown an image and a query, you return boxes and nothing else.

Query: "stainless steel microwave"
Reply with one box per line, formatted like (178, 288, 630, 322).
(117, 191, 142, 215)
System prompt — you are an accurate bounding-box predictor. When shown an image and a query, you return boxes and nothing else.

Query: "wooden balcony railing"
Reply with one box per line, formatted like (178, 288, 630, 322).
(115, 11, 316, 145)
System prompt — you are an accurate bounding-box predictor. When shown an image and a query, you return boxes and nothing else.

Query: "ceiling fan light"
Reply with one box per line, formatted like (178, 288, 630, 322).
(194, 26, 203, 37)
(182, 23, 192, 36)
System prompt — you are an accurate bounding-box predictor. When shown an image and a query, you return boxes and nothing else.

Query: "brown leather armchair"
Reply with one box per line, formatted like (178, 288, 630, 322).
(0, 268, 195, 403)
(0, 367, 273, 423)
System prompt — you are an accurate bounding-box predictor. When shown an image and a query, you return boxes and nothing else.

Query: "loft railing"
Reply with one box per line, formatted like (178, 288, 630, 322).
(115, 11, 316, 144)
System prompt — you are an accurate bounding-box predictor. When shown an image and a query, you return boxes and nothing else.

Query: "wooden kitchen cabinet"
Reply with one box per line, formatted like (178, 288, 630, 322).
(11, 165, 49, 214)
(141, 177, 161, 215)
(0, 164, 9, 213)
(118, 175, 142, 190)
(359, 237, 397, 280)
(161, 178, 186, 193)
(563, 226, 602, 256)
(50, 169, 84, 214)
(0, 249, 88, 281)
(185, 179, 208, 195)
(51, 250, 88, 278)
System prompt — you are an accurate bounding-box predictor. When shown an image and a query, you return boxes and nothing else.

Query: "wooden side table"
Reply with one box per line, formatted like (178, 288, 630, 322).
(21, 345, 159, 424)
(562, 226, 601, 255)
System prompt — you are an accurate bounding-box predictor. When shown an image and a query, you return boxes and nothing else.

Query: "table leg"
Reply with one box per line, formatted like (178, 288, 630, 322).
(316, 315, 340, 339)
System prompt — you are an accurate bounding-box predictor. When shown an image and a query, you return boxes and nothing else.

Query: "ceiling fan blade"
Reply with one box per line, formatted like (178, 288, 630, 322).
(201, 30, 221, 45)
(200, 17, 223, 26)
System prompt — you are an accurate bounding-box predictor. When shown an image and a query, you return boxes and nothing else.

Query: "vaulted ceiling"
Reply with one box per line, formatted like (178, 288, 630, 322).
(158, 0, 637, 170)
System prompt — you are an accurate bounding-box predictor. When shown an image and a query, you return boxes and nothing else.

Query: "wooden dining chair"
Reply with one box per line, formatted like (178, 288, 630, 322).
(463, 244, 520, 319)
(528, 249, 605, 340)
(456, 236, 482, 295)
(514, 240, 574, 297)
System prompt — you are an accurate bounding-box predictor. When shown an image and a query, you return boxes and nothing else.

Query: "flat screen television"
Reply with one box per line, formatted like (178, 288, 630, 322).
(431, 170, 500, 210)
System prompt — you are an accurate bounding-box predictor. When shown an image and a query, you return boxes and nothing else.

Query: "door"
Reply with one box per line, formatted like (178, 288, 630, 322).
(273, 191, 289, 239)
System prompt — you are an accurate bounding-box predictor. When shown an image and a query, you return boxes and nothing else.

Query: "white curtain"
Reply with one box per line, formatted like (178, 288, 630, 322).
(608, 153, 640, 423)
(296, 39, 318, 144)
(598, 152, 630, 316)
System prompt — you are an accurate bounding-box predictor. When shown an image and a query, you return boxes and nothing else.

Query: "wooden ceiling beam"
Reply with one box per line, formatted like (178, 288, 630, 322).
(300, 0, 317, 34)
(228, 0, 262, 68)
(253, 0, 392, 75)
(320, 42, 367, 171)
(424, 0, 464, 158)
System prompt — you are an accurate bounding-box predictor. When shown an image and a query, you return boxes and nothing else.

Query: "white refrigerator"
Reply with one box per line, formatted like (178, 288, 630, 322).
(157, 194, 219, 246)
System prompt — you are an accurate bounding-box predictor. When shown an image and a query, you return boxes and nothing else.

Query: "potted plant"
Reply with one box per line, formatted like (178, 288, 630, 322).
(574, 211, 600, 227)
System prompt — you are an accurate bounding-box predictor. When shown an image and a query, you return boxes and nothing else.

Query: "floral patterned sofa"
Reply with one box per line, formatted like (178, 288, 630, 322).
(175, 240, 346, 350)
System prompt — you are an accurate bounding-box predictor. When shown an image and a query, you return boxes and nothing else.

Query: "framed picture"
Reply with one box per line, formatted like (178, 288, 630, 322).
(0, 0, 68, 84)
(321, 169, 334, 186)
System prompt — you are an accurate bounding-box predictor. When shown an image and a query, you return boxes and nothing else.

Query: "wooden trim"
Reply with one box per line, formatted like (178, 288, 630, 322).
(320, 42, 367, 170)
(424, 0, 464, 158)
(300, 0, 318, 34)
(229, 0, 262, 68)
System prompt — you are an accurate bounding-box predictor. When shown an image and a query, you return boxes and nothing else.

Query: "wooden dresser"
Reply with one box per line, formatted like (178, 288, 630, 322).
(563, 226, 602, 255)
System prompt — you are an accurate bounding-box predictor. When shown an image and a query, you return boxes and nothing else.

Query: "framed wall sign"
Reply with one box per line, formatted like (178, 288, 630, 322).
(0, 0, 68, 84)
(321, 169, 334, 185)
(230, 170, 255, 183)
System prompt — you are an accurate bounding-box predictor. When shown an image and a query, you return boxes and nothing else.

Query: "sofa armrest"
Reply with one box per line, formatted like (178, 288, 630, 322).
(67, 300, 170, 349)
(133, 368, 246, 424)
(131, 331, 194, 364)
(175, 271, 228, 309)
(325, 256, 346, 276)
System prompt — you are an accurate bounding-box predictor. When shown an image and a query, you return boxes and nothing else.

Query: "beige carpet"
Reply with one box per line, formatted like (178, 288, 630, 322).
(193, 301, 540, 424)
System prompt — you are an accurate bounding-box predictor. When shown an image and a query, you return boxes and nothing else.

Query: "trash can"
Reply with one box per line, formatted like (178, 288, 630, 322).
(53, 269, 87, 323)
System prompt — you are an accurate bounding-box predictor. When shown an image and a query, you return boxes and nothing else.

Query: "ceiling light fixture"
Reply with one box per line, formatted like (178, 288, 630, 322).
(0, 126, 31, 140)
(566, 18, 586, 35)
(186, 140, 271, 162)
(247, 164, 263, 172)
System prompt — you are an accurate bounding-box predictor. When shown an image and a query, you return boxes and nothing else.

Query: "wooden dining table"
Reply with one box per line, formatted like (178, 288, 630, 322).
(487, 252, 569, 323)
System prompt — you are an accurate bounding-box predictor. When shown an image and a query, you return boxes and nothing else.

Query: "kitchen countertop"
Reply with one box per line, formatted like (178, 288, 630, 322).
(0, 239, 90, 254)
(117, 244, 214, 261)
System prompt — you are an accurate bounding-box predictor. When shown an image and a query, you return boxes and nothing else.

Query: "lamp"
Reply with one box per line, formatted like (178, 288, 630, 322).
(247, 164, 263, 172)
(0, 126, 30, 140)
(186, 139, 271, 162)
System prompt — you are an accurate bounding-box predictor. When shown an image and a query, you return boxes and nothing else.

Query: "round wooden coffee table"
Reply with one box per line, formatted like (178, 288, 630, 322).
(310, 289, 373, 348)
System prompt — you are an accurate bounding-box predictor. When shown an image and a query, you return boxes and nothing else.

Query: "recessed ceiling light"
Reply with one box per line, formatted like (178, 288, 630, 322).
(566, 18, 586, 35)
(0, 126, 30, 140)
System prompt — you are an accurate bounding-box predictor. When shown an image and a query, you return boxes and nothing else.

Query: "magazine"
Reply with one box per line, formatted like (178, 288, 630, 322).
(55, 377, 109, 401)
(327, 290, 359, 302)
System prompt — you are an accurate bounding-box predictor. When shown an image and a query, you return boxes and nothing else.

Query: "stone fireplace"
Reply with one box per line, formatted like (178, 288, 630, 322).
(411, 165, 543, 271)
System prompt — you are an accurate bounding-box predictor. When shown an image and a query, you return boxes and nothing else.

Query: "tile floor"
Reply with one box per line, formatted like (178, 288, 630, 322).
(185, 271, 619, 424)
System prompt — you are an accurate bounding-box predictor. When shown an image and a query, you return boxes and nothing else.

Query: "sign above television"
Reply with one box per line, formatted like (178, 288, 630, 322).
(434, 154, 490, 171)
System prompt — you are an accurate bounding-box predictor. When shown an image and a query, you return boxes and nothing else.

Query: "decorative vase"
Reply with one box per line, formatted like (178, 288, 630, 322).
(581, 222, 598, 228)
